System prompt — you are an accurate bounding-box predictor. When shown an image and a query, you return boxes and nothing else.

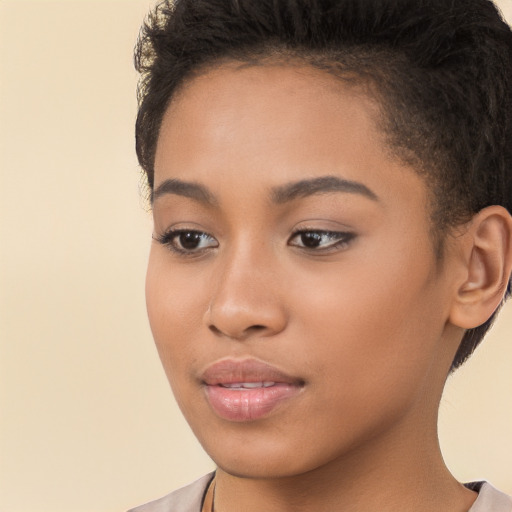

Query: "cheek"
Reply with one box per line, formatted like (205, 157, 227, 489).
(145, 257, 210, 424)
(145, 248, 206, 378)
(290, 240, 444, 398)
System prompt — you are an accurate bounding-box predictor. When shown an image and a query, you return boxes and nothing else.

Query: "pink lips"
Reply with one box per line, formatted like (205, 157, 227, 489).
(201, 359, 304, 422)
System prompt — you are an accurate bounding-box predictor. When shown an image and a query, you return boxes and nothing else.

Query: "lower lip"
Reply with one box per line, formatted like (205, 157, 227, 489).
(205, 384, 301, 422)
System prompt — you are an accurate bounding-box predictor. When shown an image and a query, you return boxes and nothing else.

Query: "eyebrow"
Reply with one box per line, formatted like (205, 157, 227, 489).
(151, 175, 378, 205)
(271, 176, 379, 203)
(151, 178, 217, 206)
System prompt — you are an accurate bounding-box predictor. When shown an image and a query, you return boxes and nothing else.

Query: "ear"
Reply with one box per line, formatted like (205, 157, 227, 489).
(449, 205, 512, 329)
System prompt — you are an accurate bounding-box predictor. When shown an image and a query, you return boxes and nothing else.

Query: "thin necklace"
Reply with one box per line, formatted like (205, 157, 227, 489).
(202, 476, 216, 512)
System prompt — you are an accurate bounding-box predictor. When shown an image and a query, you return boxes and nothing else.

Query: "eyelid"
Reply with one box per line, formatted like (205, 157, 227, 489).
(153, 227, 218, 256)
(288, 228, 356, 252)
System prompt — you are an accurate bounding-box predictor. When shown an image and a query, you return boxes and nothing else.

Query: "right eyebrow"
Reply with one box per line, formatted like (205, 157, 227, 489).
(151, 178, 217, 206)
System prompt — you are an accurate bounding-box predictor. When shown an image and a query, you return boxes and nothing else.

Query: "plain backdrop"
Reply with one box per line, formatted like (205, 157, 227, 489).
(1, 1, 511, 511)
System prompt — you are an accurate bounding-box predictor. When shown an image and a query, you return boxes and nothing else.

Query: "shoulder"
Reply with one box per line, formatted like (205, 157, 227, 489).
(127, 473, 215, 512)
(468, 482, 512, 512)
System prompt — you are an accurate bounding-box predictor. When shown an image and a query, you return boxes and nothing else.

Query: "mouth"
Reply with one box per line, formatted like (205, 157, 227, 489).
(218, 381, 277, 389)
(201, 359, 304, 422)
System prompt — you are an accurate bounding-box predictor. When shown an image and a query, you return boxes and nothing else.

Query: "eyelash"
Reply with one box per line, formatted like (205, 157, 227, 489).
(288, 229, 356, 252)
(153, 229, 218, 256)
(154, 228, 356, 256)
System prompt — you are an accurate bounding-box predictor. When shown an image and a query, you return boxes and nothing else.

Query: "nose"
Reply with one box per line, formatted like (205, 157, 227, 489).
(204, 248, 288, 341)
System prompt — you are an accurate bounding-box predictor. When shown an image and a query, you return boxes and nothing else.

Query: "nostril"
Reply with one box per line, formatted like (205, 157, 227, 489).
(207, 323, 268, 339)
(208, 325, 223, 336)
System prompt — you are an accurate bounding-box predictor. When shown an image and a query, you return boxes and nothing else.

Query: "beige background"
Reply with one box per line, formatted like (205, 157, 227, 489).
(0, 1, 511, 511)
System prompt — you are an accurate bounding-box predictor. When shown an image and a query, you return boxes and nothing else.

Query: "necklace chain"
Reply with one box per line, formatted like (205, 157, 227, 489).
(202, 476, 216, 512)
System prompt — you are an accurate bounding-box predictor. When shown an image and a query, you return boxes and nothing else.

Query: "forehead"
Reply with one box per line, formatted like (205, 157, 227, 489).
(163, 62, 381, 132)
(158, 64, 381, 170)
(154, 63, 430, 221)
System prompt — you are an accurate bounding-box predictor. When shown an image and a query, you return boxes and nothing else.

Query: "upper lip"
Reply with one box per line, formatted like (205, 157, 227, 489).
(201, 358, 304, 386)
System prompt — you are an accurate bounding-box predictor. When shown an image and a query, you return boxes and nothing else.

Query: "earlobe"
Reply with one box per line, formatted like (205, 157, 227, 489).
(449, 205, 512, 330)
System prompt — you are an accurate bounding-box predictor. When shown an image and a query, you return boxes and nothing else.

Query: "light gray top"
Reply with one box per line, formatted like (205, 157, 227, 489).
(128, 473, 512, 512)
(469, 482, 512, 512)
(128, 474, 214, 512)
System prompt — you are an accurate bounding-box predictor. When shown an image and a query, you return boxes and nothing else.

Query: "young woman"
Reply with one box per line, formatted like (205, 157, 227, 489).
(130, 0, 512, 510)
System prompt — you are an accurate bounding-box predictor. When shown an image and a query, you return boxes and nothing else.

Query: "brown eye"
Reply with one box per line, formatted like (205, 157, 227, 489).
(155, 229, 218, 254)
(289, 230, 355, 251)
(300, 232, 323, 248)
(178, 232, 204, 250)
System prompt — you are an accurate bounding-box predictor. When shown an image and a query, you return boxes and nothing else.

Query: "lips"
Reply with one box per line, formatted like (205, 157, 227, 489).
(201, 359, 304, 422)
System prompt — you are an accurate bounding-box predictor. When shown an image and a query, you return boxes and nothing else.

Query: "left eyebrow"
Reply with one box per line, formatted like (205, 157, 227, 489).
(270, 175, 379, 204)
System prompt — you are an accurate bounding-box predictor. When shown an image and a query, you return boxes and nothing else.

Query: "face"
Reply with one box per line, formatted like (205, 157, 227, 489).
(146, 64, 459, 478)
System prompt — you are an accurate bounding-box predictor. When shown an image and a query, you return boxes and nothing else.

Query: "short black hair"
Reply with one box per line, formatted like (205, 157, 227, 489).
(134, 0, 512, 370)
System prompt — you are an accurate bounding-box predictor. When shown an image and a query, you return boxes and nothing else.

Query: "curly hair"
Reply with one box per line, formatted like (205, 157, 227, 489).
(134, 0, 512, 370)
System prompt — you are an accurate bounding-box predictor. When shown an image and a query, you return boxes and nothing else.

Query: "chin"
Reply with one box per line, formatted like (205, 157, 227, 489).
(214, 457, 312, 480)
(197, 431, 336, 481)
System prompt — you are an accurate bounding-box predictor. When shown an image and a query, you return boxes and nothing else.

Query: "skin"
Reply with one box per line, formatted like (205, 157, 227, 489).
(145, 63, 500, 511)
